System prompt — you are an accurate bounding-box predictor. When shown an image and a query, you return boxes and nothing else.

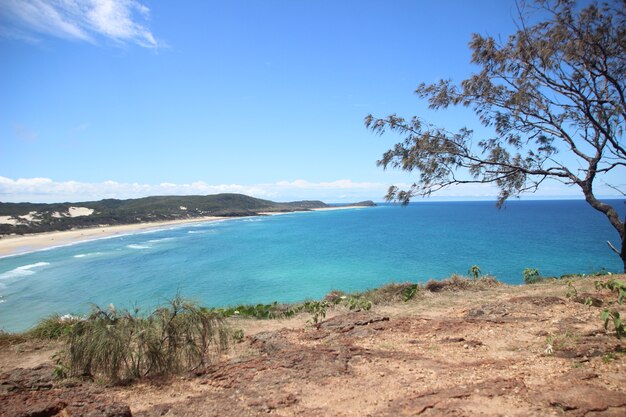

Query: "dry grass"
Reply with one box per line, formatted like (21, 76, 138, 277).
(424, 274, 500, 292)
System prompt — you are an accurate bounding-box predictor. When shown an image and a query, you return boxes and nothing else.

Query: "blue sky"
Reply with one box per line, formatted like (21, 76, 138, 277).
(0, 0, 622, 203)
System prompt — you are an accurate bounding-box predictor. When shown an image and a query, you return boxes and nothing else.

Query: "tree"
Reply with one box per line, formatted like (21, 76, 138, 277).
(365, 0, 626, 271)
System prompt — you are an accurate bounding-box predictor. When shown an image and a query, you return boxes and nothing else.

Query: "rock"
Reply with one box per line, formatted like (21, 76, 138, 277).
(0, 365, 56, 394)
(249, 331, 292, 354)
(538, 382, 626, 416)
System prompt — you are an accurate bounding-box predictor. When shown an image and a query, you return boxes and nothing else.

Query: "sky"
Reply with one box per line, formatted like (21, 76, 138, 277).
(0, 0, 623, 203)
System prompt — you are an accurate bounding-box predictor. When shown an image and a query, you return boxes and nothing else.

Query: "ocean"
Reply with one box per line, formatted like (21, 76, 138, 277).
(0, 199, 624, 332)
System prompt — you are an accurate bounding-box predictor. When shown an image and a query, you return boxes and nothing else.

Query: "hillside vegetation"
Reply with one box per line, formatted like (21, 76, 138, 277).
(0, 194, 375, 235)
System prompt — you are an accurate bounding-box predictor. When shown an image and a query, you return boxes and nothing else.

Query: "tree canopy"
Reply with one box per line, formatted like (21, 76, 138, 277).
(366, 0, 626, 270)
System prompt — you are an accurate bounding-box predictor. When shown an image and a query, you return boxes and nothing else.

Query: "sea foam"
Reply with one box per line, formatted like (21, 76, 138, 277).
(73, 252, 103, 258)
(187, 230, 215, 234)
(147, 237, 176, 243)
(0, 262, 50, 280)
(127, 244, 150, 250)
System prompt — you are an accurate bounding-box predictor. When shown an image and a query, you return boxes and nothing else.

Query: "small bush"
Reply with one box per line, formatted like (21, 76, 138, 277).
(358, 282, 421, 304)
(468, 265, 481, 280)
(523, 268, 541, 284)
(424, 279, 447, 292)
(425, 275, 499, 292)
(302, 300, 329, 327)
(344, 296, 373, 311)
(401, 284, 420, 301)
(28, 314, 81, 339)
(232, 329, 245, 342)
(324, 290, 347, 304)
(595, 279, 626, 339)
(217, 302, 291, 319)
(62, 296, 229, 383)
(425, 275, 471, 292)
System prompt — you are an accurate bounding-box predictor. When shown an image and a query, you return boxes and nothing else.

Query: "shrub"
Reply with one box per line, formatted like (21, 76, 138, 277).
(425, 275, 499, 292)
(217, 302, 290, 319)
(401, 284, 420, 301)
(61, 296, 229, 383)
(28, 314, 81, 339)
(425, 275, 471, 292)
(324, 290, 347, 304)
(344, 296, 373, 311)
(358, 282, 421, 304)
(302, 300, 329, 328)
(595, 279, 626, 339)
(424, 279, 447, 292)
(523, 268, 541, 284)
(468, 265, 481, 280)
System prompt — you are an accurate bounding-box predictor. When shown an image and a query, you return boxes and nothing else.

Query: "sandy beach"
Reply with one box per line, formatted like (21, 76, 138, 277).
(0, 206, 368, 258)
(0, 216, 228, 258)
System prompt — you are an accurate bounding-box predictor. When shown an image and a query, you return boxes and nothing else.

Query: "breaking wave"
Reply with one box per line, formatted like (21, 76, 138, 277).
(0, 262, 50, 280)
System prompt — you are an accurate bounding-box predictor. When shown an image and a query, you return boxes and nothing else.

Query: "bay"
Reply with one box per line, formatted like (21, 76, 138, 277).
(0, 199, 624, 332)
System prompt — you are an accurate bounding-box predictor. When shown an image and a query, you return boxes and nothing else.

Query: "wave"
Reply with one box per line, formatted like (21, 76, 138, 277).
(0, 262, 50, 280)
(243, 218, 264, 223)
(147, 237, 176, 243)
(127, 244, 150, 250)
(187, 230, 216, 234)
(73, 252, 103, 258)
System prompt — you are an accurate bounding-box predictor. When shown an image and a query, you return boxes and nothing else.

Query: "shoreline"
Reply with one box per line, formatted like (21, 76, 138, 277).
(0, 205, 368, 258)
(0, 216, 228, 258)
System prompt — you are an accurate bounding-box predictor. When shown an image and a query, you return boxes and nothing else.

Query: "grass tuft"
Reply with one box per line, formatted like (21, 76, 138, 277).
(425, 275, 499, 292)
(59, 296, 229, 383)
(27, 314, 81, 339)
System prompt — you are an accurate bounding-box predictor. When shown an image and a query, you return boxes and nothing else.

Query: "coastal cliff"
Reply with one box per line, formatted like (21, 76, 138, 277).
(1, 274, 624, 416)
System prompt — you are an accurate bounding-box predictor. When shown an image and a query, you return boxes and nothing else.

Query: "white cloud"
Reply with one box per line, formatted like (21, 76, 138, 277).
(0, 0, 158, 48)
(0, 176, 618, 204)
(0, 177, 388, 203)
(274, 179, 383, 190)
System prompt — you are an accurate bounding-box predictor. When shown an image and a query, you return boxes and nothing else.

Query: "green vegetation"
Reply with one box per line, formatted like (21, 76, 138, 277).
(28, 314, 82, 339)
(468, 265, 481, 280)
(232, 329, 245, 343)
(13, 272, 626, 384)
(523, 268, 541, 284)
(425, 274, 499, 292)
(0, 193, 370, 235)
(544, 331, 579, 354)
(595, 279, 626, 339)
(559, 268, 613, 279)
(343, 296, 373, 311)
(401, 284, 420, 301)
(215, 302, 293, 320)
(302, 300, 330, 328)
(54, 297, 229, 383)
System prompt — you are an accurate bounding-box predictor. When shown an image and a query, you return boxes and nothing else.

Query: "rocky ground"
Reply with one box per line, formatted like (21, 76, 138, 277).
(1, 276, 625, 416)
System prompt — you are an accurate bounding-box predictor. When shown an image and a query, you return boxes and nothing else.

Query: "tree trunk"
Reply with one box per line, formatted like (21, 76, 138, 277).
(582, 189, 626, 273)
(616, 212, 626, 273)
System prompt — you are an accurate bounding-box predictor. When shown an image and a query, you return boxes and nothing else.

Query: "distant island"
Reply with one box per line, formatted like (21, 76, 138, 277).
(0, 194, 375, 235)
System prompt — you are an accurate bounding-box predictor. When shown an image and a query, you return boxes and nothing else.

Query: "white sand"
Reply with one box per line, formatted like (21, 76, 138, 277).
(0, 216, 227, 257)
(0, 205, 371, 258)
(68, 207, 94, 217)
(0, 216, 18, 226)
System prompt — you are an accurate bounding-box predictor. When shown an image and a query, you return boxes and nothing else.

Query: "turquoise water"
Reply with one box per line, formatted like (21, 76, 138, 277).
(0, 200, 624, 332)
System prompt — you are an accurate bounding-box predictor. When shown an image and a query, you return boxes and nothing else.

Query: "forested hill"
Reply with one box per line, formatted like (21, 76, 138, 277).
(0, 194, 373, 235)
